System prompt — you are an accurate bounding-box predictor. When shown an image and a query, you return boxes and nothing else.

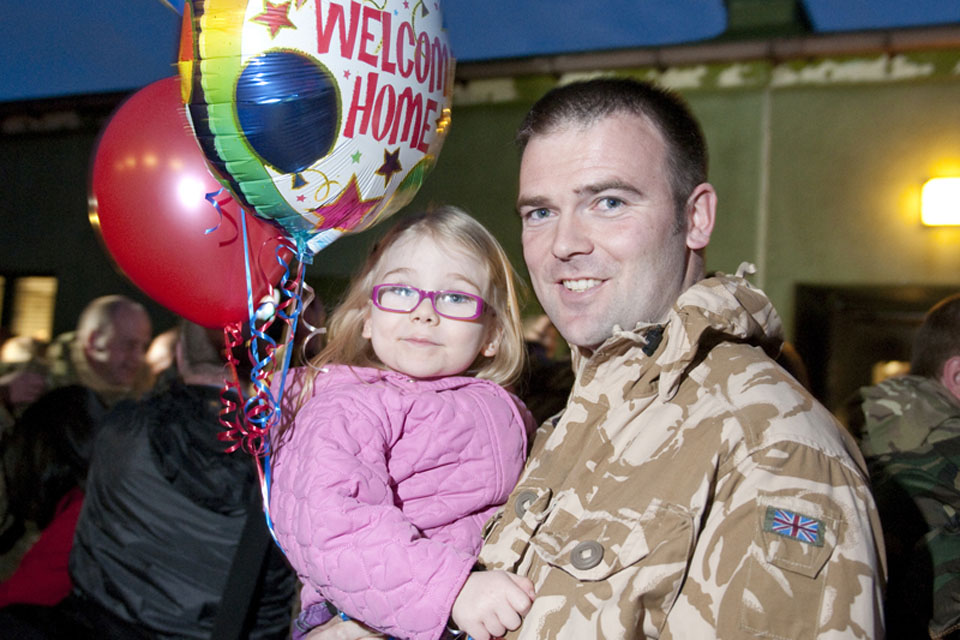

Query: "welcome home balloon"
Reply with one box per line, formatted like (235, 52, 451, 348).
(180, 0, 453, 256)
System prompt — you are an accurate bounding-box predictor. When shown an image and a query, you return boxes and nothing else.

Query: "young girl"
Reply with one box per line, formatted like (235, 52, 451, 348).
(270, 206, 537, 640)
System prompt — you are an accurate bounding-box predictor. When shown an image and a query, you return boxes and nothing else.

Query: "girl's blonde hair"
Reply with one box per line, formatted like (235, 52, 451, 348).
(308, 205, 526, 387)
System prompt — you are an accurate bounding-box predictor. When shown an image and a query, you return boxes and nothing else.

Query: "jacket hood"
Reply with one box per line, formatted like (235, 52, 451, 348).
(571, 265, 784, 401)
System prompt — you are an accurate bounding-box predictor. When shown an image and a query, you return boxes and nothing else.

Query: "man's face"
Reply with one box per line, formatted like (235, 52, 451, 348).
(518, 112, 697, 352)
(87, 307, 152, 387)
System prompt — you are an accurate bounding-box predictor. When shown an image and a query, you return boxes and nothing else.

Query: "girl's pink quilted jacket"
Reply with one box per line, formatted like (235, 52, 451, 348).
(269, 365, 534, 640)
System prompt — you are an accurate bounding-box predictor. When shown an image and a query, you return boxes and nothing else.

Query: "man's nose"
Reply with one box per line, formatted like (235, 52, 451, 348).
(551, 211, 593, 259)
(410, 296, 438, 323)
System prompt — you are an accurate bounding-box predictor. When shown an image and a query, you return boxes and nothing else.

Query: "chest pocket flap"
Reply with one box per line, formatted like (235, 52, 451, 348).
(532, 497, 694, 634)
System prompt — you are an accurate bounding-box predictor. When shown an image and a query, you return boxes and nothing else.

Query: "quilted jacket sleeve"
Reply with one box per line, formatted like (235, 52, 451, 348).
(269, 386, 476, 640)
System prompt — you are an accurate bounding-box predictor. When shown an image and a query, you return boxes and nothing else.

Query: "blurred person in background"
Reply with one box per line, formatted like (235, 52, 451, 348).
(0, 386, 102, 607)
(0, 336, 48, 367)
(516, 314, 574, 425)
(46, 295, 152, 407)
(0, 336, 49, 434)
(0, 320, 296, 639)
(848, 293, 960, 639)
(144, 325, 181, 391)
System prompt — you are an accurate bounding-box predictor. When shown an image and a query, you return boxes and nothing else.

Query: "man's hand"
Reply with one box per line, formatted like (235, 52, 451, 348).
(303, 616, 385, 640)
(452, 571, 535, 640)
(0, 369, 46, 408)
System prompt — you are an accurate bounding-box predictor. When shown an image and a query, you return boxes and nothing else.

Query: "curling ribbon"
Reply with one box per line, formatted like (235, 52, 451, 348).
(214, 202, 306, 541)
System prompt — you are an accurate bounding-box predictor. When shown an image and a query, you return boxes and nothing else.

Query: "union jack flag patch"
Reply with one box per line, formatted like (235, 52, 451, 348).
(763, 506, 824, 547)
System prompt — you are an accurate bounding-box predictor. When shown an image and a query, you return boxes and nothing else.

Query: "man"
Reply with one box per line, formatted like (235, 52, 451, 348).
(0, 368, 46, 433)
(847, 294, 960, 639)
(471, 78, 885, 639)
(0, 296, 150, 562)
(308, 78, 885, 640)
(46, 295, 153, 407)
(2, 320, 296, 639)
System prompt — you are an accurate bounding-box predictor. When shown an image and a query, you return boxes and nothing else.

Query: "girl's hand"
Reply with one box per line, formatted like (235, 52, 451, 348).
(451, 571, 535, 640)
(303, 617, 385, 640)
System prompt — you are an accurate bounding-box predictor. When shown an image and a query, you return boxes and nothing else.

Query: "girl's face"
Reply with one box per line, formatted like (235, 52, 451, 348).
(361, 233, 500, 379)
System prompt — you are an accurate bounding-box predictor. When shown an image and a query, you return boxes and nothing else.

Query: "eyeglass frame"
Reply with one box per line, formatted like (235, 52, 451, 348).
(370, 283, 487, 321)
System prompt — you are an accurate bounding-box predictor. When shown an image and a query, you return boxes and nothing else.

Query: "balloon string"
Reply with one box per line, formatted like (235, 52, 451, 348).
(213, 207, 306, 544)
(203, 188, 227, 235)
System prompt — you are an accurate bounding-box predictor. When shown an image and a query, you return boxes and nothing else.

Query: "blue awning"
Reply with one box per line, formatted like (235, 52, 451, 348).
(443, 0, 727, 62)
(801, 0, 960, 32)
(2, 1, 959, 103)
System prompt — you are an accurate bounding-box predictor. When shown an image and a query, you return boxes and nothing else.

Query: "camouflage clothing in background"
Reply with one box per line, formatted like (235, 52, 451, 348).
(852, 375, 960, 639)
(478, 273, 885, 639)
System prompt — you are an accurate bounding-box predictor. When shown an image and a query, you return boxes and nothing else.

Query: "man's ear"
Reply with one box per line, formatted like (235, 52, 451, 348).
(941, 355, 960, 403)
(84, 329, 102, 358)
(684, 182, 716, 251)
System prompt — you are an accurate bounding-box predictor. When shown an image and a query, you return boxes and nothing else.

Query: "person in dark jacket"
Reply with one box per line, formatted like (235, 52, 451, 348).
(0, 385, 103, 607)
(2, 320, 296, 639)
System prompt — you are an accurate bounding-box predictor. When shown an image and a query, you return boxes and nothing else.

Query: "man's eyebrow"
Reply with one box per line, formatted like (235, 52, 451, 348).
(515, 195, 551, 214)
(517, 181, 645, 213)
(576, 180, 643, 197)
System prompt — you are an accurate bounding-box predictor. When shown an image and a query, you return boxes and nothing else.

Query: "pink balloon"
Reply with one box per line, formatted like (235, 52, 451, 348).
(90, 76, 291, 328)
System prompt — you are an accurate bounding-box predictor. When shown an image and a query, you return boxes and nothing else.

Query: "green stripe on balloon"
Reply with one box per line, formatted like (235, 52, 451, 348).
(196, 1, 287, 221)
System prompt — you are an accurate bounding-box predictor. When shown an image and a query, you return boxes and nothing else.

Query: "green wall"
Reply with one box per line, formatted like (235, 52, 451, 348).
(765, 79, 960, 330)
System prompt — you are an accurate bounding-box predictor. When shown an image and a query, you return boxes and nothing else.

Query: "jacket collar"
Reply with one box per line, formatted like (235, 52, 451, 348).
(569, 266, 784, 402)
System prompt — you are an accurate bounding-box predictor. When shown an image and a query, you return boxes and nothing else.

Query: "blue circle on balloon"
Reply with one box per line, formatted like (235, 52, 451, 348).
(236, 51, 339, 178)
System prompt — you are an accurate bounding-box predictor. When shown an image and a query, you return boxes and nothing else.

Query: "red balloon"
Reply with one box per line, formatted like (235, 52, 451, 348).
(90, 76, 291, 328)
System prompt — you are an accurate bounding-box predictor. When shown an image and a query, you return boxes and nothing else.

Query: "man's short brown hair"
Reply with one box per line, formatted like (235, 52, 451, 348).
(911, 293, 960, 379)
(516, 77, 708, 232)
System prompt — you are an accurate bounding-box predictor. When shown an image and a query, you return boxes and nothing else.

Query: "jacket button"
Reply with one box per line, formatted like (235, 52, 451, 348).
(514, 491, 538, 518)
(570, 540, 604, 570)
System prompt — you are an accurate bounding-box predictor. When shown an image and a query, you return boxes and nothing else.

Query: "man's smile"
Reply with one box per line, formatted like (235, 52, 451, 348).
(562, 278, 603, 293)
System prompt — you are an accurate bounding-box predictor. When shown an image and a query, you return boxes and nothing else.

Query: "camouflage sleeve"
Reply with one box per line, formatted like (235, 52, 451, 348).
(667, 440, 885, 639)
(873, 451, 960, 637)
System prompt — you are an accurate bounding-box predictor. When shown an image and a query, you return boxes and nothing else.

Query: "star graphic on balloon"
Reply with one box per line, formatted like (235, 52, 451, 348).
(311, 175, 381, 232)
(375, 148, 402, 188)
(351, 150, 362, 163)
(252, 0, 296, 38)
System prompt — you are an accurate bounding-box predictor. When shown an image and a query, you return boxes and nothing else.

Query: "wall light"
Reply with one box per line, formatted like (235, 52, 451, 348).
(921, 177, 960, 226)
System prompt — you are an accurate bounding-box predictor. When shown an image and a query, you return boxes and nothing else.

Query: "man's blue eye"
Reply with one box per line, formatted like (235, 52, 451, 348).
(600, 197, 623, 209)
(525, 208, 551, 221)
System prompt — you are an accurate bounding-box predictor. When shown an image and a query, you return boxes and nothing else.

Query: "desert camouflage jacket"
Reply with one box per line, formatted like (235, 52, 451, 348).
(853, 375, 960, 639)
(478, 272, 885, 639)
